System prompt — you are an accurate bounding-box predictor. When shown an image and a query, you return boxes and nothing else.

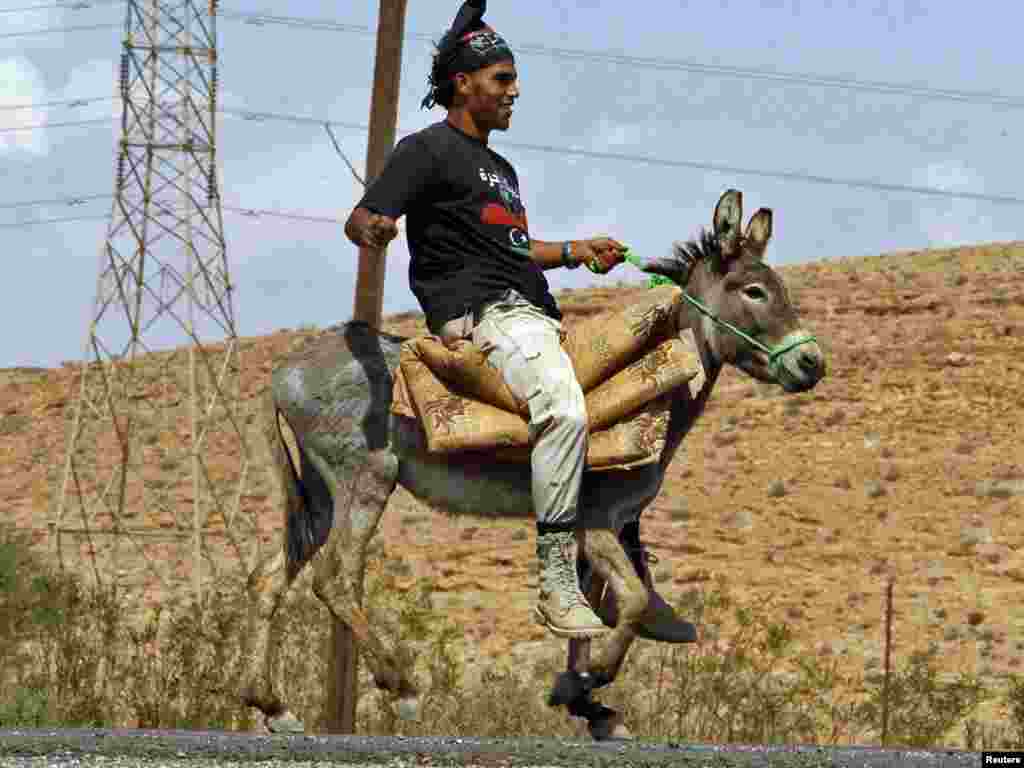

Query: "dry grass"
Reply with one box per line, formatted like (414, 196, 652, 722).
(3, 524, 1022, 748)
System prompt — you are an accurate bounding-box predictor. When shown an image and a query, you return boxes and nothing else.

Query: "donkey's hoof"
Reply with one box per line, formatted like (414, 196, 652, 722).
(266, 710, 305, 734)
(547, 670, 593, 708)
(395, 695, 421, 722)
(589, 710, 632, 742)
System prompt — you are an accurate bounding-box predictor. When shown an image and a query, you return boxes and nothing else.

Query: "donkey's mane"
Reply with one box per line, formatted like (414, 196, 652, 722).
(676, 229, 722, 267)
(645, 227, 762, 287)
(674, 228, 764, 277)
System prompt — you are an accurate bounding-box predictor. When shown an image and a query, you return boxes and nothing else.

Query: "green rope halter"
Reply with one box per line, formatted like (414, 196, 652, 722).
(621, 248, 816, 378)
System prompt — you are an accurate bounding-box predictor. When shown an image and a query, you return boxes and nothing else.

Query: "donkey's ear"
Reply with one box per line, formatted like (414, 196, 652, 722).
(744, 208, 773, 260)
(713, 189, 743, 261)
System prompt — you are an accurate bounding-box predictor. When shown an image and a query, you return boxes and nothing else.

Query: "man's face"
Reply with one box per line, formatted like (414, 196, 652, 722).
(455, 60, 519, 131)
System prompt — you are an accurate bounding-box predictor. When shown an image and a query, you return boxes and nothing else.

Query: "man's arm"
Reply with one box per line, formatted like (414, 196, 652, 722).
(344, 134, 435, 251)
(530, 237, 628, 274)
(529, 239, 577, 271)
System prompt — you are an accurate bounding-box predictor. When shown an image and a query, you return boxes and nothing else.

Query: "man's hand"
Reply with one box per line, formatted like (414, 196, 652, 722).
(574, 237, 627, 274)
(360, 213, 399, 249)
(345, 207, 399, 250)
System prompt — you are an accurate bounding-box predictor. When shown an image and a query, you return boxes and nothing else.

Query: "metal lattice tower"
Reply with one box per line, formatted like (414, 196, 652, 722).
(53, 0, 259, 604)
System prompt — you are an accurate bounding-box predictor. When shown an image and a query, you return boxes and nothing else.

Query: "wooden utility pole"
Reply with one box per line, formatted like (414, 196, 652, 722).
(352, 0, 408, 329)
(324, 0, 407, 735)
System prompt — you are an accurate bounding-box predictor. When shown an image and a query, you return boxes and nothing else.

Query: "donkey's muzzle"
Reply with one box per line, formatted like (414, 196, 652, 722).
(773, 333, 825, 392)
(798, 346, 826, 379)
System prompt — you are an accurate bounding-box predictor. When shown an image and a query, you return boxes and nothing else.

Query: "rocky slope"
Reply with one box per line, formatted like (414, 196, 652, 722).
(4, 240, 1024, 728)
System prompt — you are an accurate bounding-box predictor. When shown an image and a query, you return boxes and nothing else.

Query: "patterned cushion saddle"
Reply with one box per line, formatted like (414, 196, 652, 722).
(391, 285, 705, 471)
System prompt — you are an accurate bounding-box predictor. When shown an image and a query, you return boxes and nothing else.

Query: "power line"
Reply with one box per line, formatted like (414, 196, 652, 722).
(222, 9, 1024, 111)
(219, 8, 375, 36)
(497, 139, 1024, 207)
(517, 48, 1024, 112)
(3, 107, 1021, 207)
(0, 111, 369, 135)
(0, 100, 365, 131)
(0, 100, 369, 141)
(0, 213, 107, 228)
(0, 0, 121, 13)
(0, 198, 347, 228)
(0, 117, 111, 134)
(4, 125, 1023, 207)
(0, 22, 117, 39)
(324, 123, 365, 187)
(0, 96, 112, 112)
(4, 5, 1023, 112)
(220, 107, 366, 132)
(0, 192, 109, 209)
(222, 204, 342, 224)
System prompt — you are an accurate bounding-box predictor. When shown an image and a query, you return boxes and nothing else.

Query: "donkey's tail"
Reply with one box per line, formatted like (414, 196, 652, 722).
(262, 390, 333, 581)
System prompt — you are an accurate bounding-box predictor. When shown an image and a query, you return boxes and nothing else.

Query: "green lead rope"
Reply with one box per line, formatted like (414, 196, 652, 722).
(621, 248, 674, 288)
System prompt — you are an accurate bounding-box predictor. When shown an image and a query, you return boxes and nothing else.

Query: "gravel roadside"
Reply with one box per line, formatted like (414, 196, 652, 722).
(0, 729, 981, 768)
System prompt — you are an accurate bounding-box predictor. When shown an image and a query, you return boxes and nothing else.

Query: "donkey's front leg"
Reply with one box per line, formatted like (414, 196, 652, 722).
(566, 567, 632, 741)
(580, 528, 645, 684)
(548, 560, 606, 712)
(307, 447, 420, 718)
(549, 530, 641, 740)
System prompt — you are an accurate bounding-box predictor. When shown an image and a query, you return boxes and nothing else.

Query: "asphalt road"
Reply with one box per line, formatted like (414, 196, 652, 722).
(0, 729, 984, 767)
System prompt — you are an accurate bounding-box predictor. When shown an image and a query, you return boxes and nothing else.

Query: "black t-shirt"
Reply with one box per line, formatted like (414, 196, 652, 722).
(356, 120, 561, 334)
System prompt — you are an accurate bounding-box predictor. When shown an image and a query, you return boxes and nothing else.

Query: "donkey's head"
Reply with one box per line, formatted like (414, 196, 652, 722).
(646, 189, 826, 393)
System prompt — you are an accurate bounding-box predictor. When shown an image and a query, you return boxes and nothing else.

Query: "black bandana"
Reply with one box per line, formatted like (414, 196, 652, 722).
(421, 0, 515, 109)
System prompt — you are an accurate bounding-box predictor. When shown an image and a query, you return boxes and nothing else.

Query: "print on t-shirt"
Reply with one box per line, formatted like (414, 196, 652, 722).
(478, 167, 530, 256)
(355, 121, 560, 332)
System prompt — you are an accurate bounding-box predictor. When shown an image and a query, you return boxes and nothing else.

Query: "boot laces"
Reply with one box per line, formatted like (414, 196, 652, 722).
(542, 534, 589, 610)
(555, 539, 590, 609)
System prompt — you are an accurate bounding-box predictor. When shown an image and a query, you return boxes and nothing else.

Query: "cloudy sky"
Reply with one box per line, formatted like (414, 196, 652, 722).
(2, 0, 1021, 368)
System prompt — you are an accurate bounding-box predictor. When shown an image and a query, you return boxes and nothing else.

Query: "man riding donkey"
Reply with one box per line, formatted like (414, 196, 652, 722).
(345, 0, 695, 643)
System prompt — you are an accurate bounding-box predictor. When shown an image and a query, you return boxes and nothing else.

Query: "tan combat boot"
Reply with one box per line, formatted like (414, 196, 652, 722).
(535, 530, 609, 638)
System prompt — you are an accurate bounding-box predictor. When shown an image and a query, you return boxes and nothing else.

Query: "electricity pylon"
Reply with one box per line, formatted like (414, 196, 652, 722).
(53, 0, 258, 604)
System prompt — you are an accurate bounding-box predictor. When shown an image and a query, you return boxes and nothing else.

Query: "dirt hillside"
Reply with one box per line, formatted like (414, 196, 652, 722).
(4, 240, 1024, 725)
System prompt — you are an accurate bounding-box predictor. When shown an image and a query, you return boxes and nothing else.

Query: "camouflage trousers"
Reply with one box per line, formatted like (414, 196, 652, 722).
(444, 289, 587, 527)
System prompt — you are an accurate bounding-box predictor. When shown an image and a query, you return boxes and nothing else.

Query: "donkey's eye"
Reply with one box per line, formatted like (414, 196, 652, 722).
(743, 285, 768, 301)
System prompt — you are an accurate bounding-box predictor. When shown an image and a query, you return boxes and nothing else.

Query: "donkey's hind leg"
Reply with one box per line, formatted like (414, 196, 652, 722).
(240, 549, 306, 732)
(306, 445, 420, 714)
(240, 392, 308, 732)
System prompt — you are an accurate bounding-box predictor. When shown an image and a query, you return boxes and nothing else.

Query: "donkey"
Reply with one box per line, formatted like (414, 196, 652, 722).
(238, 189, 827, 736)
